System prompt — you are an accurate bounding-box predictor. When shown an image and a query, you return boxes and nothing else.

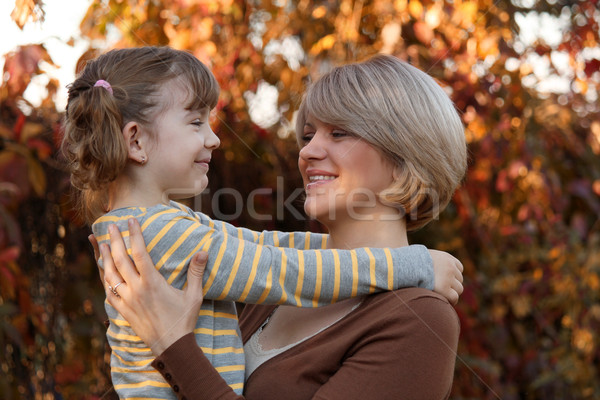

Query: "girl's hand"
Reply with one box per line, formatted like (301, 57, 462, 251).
(91, 218, 208, 356)
(428, 250, 464, 305)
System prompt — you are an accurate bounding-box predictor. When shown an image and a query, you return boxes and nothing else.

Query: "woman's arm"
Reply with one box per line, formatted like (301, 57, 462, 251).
(97, 220, 242, 400)
(309, 295, 460, 399)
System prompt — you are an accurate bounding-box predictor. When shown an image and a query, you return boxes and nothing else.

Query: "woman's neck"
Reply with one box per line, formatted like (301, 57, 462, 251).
(324, 214, 409, 250)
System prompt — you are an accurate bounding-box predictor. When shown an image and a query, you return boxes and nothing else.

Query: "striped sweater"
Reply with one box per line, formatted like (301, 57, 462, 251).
(92, 201, 434, 399)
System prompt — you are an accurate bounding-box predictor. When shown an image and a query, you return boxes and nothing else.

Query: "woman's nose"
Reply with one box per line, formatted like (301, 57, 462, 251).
(299, 134, 327, 161)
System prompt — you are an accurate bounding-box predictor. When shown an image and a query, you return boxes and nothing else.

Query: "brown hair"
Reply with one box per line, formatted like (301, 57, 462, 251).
(296, 55, 467, 230)
(61, 46, 219, 224)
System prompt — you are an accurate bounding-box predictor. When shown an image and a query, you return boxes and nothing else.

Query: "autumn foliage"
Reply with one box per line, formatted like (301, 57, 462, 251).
(1, 0, 599, 399)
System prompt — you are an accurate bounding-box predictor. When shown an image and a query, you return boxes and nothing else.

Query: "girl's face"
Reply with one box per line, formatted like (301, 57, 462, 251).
(145, 82, 220, 200)
(298, 115, 398, 225)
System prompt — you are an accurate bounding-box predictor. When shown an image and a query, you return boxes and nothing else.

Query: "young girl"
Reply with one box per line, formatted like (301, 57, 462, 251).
(62, 47, 462, 399)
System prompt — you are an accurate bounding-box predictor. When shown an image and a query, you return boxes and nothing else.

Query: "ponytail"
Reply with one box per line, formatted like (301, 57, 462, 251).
(62, 78, 128, 224)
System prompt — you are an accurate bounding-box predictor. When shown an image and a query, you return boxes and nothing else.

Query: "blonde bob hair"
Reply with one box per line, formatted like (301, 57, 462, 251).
(62, 46, 219, 224)
(295, 55, 467, 231)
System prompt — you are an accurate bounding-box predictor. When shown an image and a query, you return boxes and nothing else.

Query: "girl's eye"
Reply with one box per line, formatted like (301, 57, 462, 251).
(192, 119, 204, 127)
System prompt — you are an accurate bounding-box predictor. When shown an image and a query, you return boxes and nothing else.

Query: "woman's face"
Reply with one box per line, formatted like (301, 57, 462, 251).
(298, 115, 397, 225)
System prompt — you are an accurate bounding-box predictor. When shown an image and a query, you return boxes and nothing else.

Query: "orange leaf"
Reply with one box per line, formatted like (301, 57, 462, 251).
(10, 0, 44, 29)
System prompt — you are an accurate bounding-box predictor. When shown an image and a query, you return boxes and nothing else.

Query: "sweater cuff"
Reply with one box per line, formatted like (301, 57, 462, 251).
(152, 332, 242, 400)
(404, 244, 434, 290)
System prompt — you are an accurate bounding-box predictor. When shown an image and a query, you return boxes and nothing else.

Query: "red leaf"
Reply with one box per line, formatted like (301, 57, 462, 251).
(584, 59, 600, 78)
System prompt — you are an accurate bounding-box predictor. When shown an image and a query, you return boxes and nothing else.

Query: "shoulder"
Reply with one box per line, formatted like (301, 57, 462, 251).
(361, 288, 460, 336)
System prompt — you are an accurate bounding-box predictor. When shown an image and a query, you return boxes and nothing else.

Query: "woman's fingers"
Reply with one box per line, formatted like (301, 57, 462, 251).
(99, 242, 126, 300)
(185, 251, 208, 303)
(107, 223, 139, 284)
(127, 218, 155, 277)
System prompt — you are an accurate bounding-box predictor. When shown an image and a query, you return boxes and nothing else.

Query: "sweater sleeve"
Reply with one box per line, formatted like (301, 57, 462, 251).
(190, 208, 328, 250)
(136, 206, 433, 306)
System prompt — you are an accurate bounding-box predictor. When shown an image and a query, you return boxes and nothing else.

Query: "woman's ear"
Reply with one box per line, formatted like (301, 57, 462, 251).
(122, 121, 147, 165)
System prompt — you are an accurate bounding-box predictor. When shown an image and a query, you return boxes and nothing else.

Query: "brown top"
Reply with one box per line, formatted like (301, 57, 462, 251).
(152, 288, 460, 400)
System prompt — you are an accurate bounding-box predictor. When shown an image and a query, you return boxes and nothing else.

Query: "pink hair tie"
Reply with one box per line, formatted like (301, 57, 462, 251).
(94, 79, 113, 95)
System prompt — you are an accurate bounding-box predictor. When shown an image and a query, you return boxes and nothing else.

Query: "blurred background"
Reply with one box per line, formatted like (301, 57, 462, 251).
(1, 0, 599, 399)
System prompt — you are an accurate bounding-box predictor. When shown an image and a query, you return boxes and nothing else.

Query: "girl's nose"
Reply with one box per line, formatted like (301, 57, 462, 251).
(206, 128, 220, 150)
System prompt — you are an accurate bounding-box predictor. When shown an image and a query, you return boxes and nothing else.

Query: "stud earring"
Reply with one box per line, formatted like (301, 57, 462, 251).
(140, 156, 146, 165)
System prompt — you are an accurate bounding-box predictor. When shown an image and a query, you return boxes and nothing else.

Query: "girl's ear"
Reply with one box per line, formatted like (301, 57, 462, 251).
(122, 121, 147, 164)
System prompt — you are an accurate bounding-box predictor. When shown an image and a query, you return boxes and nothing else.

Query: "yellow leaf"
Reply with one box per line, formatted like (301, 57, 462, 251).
(312, 6, 327, 19)
(408, 0, 423, 19)
(27, 155, 46, 196)
(309, 34, 336, 55)
(20, 122, 44, 143)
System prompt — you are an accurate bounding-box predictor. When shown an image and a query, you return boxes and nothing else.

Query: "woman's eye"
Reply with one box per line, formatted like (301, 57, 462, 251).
(332, 131, 349, 138)
(301, 133, 314, 143)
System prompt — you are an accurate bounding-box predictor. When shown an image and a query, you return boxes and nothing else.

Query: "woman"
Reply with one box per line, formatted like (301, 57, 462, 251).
(100, 54, 467, 399)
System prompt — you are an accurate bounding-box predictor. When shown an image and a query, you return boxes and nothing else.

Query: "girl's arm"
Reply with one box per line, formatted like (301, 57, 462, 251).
(188, 206, 327, 250)
(94, 207, 455, 307)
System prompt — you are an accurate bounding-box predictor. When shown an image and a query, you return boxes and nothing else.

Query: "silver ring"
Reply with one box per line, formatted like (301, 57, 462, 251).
(108, 281, 123, 297)
(113, 281, 124, 292)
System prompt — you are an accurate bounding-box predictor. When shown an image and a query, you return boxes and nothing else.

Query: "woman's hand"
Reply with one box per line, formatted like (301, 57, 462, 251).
(428, 249, 464, 305)
(90, 218, 208, 356)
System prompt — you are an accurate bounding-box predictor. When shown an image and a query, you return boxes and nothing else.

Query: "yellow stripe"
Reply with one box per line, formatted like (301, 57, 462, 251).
(201, 346, 245, 355)
(198, 310, 238, 319)
(257, 268, 273, 304)
(332, 249, 340, 303)
(112, 352, 153, 366)
(250, 229, 258, 242)
(175, 232, 213, 287)
(155, 222, 197, 270)
(107, 330, 143, 343)
(289, 232, 294, 248)
(112, 367, 156, 373)
(321, 234, 328, 248)
(217, 226, 245, 300)
(163, 225, 200, 284)
(237, 245, 262, 303)
(365, 248, 377, 293)
(146, 217, 179, 253)
(95, 230, 131, 242)
(351, 251, 358, 297)
(193, 328, 239, 336)
(273, 231, 279, 246)
(114, 380, 170, 390)
(277, 249, 288, 304)
(230, 383, 244, 390)
(110, 317, 131, 327)
(215, 364, 245, 373)
(294, 251, 305, 306)
(312, 251, 322, 307)
(111, 346, 151, 353)
(140, 208, 178, 231)
(204, 226, 228, 290)
(385, 248, 393, 289)
(95, 211, 147, 223)
(304, 231, 311, 249)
